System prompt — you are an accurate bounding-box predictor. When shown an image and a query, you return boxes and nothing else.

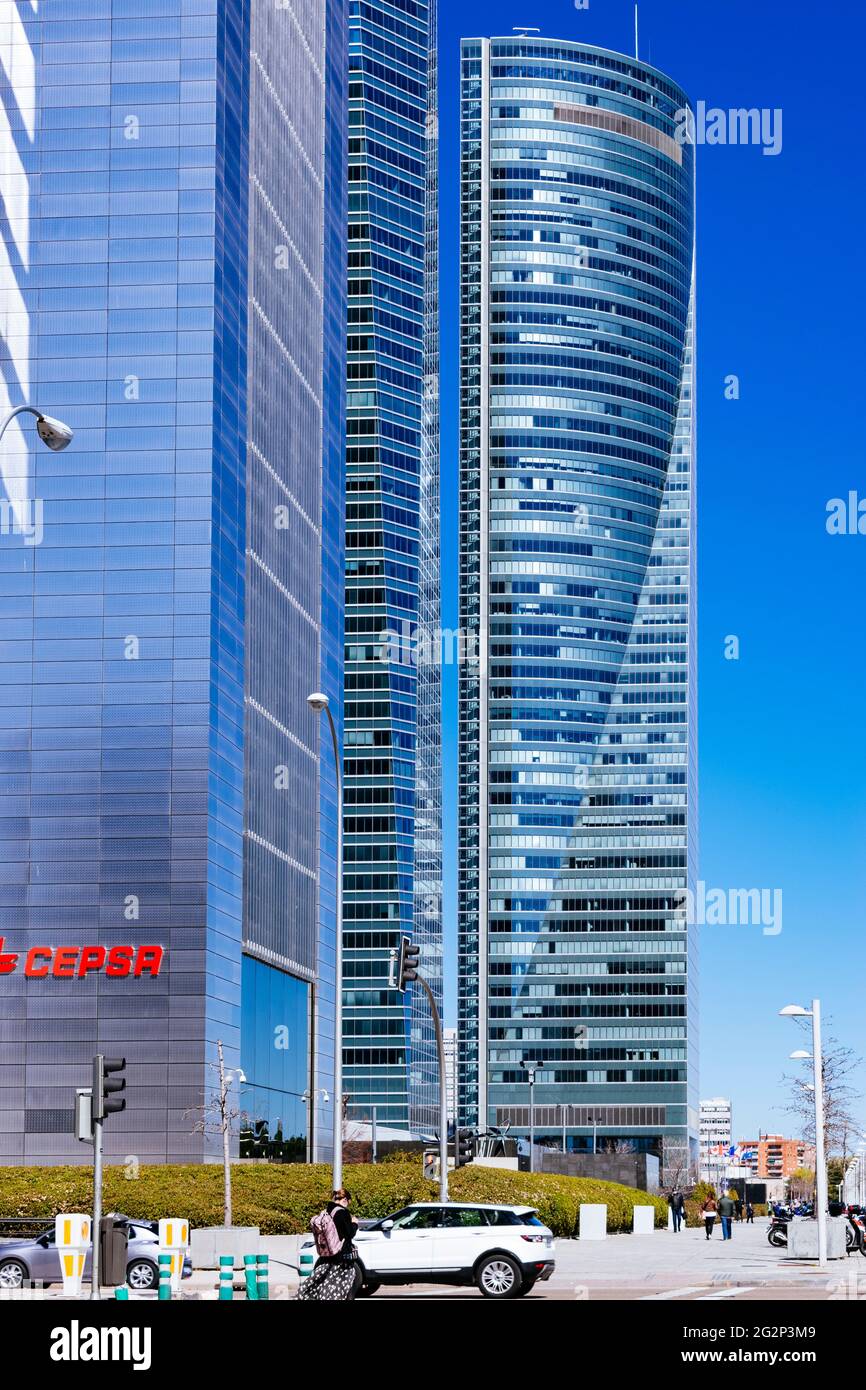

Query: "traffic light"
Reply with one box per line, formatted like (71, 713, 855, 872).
(455, 1127, 475, 1169)
(92, 1055, 126, 1122)
(393, 935, 420, 992)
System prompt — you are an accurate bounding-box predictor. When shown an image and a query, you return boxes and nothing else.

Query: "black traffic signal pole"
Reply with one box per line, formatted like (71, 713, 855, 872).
(90, 1055, 126, 1300)
(391, 940, 449, 1202)
(415, 971, 449, 1203)
(91, 1064, 104, 1301)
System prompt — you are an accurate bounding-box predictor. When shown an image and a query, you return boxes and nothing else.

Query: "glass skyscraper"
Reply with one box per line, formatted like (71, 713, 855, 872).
(342, 0, 441, 1133)
(0, 0, 345, 1165)
(458, 36, 697, 1177)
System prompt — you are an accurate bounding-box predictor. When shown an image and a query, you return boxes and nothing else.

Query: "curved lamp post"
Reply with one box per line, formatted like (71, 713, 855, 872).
(0, 404, 73, 451)
(780, 1001, 827, 1266)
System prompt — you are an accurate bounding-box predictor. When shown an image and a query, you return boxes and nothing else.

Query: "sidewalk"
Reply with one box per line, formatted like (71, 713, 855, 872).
(543, 1223, 854, 1292)
(182, 1224, 850, 1298)
(186, 1234, 305, 1298)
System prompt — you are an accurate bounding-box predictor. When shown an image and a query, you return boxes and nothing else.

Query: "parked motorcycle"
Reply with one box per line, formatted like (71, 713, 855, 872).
(768, 1209, 866, 1255)
(846, 1209, 866, 1256)
(767, 1214, 789, 1248)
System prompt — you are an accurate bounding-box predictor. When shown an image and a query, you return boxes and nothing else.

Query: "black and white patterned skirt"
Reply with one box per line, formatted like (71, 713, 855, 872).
(297, 1252, 361, 1302)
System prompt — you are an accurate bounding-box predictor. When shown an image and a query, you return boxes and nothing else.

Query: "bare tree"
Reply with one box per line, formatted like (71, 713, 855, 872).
(603, 1137, 636, 1154)
(781, 1023, 862, 1173)
(185, 1038, 239, 1226)
(661, 1138, 699, 1193)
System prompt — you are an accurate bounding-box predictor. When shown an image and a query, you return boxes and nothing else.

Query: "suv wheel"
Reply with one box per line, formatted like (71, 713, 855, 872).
(0, 1259, 28, 1290)
(126, 1259, 158, 1291)
(476, 1254, 523, 1299)
(357, 1279, 381, 1297)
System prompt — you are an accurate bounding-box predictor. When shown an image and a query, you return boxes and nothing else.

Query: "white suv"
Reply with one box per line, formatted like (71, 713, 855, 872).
(304, 1202, 555, 1299)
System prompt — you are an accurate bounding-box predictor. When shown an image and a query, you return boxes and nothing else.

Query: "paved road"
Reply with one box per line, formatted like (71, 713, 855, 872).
(356, 1224, 864, 1302)
(10, 1224, 864, 1301)
(370, 1282, 841, 1301)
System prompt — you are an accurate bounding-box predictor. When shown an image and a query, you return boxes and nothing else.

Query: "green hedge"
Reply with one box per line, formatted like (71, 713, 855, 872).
(0, 1164, 668, 1238)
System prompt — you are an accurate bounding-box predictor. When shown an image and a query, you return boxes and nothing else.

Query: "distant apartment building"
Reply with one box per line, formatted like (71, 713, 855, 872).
(738, 1134, 815, 1182)
(699, 1098, 732, 1187)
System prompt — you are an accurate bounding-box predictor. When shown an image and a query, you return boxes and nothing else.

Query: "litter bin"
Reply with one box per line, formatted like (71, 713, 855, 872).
(100, 1214, 130, 1287)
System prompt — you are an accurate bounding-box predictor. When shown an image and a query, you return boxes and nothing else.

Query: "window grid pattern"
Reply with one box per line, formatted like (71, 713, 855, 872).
(0, 0, 249, 1163)
(342, 0, 441, 1133)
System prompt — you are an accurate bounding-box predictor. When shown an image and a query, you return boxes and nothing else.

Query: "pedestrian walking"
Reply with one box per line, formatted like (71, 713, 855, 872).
(298, 1188, 362, 1301)
(746, 1202, 754, 1224)
(668, 1187, 685, 1233)
(735, 1198, 743, 1222)
(718, 1193, 735, 1240)
(701, 1195, 718, 1239)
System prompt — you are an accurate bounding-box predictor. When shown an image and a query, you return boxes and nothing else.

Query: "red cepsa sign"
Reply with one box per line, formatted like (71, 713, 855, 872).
(0, 939, 164, 979)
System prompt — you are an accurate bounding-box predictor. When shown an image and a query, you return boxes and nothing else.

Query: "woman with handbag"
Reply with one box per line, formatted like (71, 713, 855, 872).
(701, 1194, 718, 1240)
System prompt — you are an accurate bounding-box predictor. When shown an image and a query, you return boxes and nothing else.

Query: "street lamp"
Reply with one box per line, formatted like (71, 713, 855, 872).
(0, 404, 73, 451)
(522, 1060, 537, 1173)
(308, 691, 343, 1189)
(588, 1113, 598, 1156)
(301, 1088, 331, 1166)
(780, 1000, 828, 1266)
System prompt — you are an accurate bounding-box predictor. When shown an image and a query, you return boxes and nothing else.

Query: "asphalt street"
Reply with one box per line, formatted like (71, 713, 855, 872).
(7, 1222, 864, 1302)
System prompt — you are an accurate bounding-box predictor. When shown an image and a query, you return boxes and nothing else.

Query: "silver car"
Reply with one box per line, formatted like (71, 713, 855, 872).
(0, 1221, 192, 1292)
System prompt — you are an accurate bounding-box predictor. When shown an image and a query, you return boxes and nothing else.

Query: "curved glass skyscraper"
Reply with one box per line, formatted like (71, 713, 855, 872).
(458, 36, 697, 1176)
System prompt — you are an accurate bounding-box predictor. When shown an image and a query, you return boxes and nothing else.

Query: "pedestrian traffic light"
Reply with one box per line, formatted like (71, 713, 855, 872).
(92, 1055, 126, 1122)
(455, 1127, 475, 1169)
(393, 935, 420, 992)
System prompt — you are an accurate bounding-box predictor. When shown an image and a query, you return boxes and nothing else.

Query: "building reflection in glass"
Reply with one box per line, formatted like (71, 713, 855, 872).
(240, 956, 310, 1162)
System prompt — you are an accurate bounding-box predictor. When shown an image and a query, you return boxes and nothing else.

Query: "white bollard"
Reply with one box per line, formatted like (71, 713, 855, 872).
(633, 1205, 655, 1235)
(56, 1214, 91, 1296)
(579, 1203, 607, 1240)
(667, 1206, 674, 1230)
(158, 1218, 190, 1292)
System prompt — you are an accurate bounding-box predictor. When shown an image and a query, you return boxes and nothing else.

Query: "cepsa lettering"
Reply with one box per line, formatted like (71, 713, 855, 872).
(0, 940, 164, 979)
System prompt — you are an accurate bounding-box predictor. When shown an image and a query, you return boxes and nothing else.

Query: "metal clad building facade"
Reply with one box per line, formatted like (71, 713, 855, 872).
(0, 0, 345, 1165)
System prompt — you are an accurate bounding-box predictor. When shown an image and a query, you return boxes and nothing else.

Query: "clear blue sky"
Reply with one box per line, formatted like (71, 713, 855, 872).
(436, 0, 866, 1144)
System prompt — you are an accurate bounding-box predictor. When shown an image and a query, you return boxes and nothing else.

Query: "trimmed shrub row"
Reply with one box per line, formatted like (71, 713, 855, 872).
(0, 1163, 669, 1238)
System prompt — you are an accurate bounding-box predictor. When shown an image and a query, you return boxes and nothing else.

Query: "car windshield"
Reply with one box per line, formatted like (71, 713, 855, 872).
(388, 1208, 440, 1230)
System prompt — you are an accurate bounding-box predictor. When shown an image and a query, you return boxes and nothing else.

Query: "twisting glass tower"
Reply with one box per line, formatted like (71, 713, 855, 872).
(458, 36, 697, 1176)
